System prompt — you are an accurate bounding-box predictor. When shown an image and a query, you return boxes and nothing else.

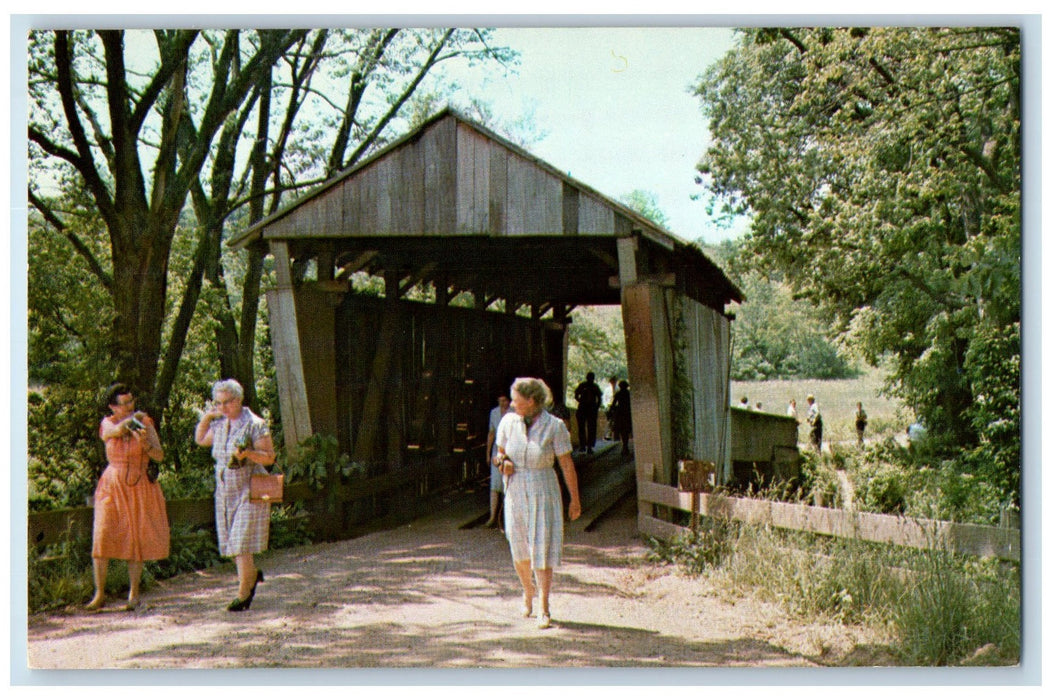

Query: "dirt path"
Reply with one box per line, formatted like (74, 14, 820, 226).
(26, 494, 893, 670)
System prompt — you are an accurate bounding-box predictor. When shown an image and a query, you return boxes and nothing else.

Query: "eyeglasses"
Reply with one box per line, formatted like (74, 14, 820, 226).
(116, 397, 136, 406)
(216, 398, 240, 406)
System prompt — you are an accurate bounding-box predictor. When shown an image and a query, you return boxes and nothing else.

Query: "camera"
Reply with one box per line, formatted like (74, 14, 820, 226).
(128, 416, 146, 432)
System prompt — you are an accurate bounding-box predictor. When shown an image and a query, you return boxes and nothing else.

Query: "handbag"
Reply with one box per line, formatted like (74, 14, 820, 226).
(249, 472, 284, 504)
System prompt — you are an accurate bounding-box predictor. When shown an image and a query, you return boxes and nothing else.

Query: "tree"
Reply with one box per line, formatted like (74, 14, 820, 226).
(28, 28, 515, 418)
(695, 27, 1021, 506)
(28, 29, 309, 406)
(619, 189, 670, 229)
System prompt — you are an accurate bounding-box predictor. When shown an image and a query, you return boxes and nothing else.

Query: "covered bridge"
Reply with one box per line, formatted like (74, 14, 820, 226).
(230, 108, 743, 533)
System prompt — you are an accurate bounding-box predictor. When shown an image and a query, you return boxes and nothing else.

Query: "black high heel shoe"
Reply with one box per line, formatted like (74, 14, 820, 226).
(227, 570, 264, 612)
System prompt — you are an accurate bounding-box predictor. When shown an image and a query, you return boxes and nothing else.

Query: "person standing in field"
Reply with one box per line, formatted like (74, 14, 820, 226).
(806, 394, 823, 452)
(855, 402, 868, 448)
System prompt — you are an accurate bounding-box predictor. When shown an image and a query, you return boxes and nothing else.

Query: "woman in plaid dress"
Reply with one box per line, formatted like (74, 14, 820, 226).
(194, 379, 276, 612)
(493, 377, 581, 629)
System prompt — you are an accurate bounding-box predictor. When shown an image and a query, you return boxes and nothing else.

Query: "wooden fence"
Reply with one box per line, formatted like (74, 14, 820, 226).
(637, 478, 1021, 562)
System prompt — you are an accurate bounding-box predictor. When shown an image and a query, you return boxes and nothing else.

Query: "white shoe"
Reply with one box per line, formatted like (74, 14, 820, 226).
(537, 613, 551, 629)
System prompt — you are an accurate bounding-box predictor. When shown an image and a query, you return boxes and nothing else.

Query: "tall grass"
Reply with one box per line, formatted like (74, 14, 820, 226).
(732, 366, 912, 444)
(648, 519, 1021, 665)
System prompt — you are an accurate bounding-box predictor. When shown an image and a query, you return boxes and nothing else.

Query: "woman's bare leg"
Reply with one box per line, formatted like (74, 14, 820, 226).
(234, 553, 256, 599)
(514, 559, 535, 616)
(87, 557, 108, 609)
(535, 568, 553, 617)
(126, 560, 143, 607)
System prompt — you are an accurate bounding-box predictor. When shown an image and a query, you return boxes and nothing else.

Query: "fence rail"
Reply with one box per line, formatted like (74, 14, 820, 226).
(637, 479, 1020, 562)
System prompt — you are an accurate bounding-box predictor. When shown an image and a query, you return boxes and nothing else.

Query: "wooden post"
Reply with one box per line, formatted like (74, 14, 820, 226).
(267, 241, 313, 453)
(619, 235, 675, 482)
(621, 283, 675, 484)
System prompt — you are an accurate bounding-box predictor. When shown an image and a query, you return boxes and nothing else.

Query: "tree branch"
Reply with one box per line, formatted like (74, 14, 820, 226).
(28, 188, 113, 291)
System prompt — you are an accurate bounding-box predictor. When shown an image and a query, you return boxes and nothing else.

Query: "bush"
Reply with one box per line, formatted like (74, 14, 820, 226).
(645, 517, 736, 576)
(796, 450, 843, 508)
(284, 434, 364, 491)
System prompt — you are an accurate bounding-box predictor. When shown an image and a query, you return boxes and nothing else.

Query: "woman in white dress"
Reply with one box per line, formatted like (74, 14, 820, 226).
(493, 377, 581, 629)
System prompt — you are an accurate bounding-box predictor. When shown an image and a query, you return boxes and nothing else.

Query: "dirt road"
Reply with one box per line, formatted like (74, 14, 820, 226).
(26, 491, 893, 670)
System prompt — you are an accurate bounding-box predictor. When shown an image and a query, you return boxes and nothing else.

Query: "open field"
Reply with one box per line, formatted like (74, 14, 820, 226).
(732, 366, 912, 445)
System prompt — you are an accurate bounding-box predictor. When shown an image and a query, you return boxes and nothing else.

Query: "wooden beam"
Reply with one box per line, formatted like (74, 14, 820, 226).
(335, 250, 378, 280)
(399, 262, 437, 296)
(267, 241, 313, 452)
(608, 273, 676, 289)
(621, 283, 675, 485)
(617, 235, 639, 285)
(587, 245, 618, 269)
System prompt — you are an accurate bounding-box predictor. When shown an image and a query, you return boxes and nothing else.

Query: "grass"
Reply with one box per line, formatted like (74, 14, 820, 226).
(648, 519, 1021, 666)
(731, 365, 913, 445)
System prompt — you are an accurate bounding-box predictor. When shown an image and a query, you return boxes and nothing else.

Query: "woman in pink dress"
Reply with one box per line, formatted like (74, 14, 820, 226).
(86, 383, 170, 611)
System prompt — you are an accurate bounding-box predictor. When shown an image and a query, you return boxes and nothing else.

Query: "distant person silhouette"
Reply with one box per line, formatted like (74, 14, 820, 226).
(573, 372, 603, 454)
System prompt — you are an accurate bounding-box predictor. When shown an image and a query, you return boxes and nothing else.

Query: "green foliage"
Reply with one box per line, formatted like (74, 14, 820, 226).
(696, 27, 1021, 507)
(893, 547, 1020, 665)
(565, 306, 627, 405)
(795, 450, 844, 508)
(619, 189, 670, 229)
(27, 387, 106, 511)
(709, 242, 859, 381)
(284, 434, 364, 491)
(669, 519, 1020, 662)
(146, 525, 222, 581)
(644, 518, 736, 576)
(27, 535, 95, 611)
(959, 320, 1020, 508)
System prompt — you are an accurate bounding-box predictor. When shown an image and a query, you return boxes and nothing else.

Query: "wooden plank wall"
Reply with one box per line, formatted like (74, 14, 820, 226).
(255, 115, 671, 241)
(637, 478, 1021, 562)
(334, 293, 567, 468)
(293, 284, 339, 437)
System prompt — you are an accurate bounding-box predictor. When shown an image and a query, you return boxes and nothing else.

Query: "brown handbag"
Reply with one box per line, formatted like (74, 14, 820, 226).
(249, 472, 284, 504)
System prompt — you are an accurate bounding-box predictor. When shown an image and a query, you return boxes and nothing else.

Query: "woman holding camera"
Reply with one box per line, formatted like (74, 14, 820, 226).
(194, 378, 276, 612)
(493, 377, 581, 629)
(87, 383, 169, 612)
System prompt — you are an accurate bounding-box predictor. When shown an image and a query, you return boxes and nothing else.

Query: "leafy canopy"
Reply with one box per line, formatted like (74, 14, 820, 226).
(695, 27, 1021, 508)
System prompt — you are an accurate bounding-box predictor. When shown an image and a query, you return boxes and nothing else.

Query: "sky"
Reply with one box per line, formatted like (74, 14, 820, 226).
(436, 26, 750, 245)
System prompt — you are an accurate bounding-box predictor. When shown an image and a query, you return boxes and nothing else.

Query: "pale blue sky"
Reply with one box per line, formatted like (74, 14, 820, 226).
(436, 26, 751, 245)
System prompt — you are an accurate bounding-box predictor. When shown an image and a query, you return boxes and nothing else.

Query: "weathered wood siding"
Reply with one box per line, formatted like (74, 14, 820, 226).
(730, 408, 800, 463)
(250, 114, 682, 242)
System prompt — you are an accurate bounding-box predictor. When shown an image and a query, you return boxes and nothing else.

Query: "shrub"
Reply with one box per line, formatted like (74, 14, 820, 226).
(284, 434, 363, 491)
(644, 517, 736, 576)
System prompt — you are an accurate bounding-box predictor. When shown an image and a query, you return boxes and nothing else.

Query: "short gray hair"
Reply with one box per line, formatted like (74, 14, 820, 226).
(511, 377, 552, 408)
(212, 378, 244, 401)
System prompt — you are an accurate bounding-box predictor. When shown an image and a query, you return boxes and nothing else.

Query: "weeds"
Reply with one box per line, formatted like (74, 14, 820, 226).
(645, 517, 735, 576)
(648, 520, 1020, 665)
(28, 507, 314, 614)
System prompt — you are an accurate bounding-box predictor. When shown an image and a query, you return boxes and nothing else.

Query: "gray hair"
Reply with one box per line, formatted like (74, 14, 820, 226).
(212, 378, 244, 401)
(511, 377, 552, 408)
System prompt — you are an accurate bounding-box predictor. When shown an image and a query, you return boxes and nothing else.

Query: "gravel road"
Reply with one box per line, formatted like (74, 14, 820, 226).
(26, 493, 894, 670)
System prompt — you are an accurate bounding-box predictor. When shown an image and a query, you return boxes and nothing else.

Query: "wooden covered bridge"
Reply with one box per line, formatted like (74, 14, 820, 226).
(229, 108, 744, 536)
